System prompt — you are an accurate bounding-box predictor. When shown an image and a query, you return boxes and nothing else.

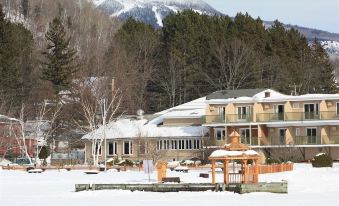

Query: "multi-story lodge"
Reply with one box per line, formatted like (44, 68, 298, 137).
(203, 89, 339, 160)
(82, 89, 339, 163)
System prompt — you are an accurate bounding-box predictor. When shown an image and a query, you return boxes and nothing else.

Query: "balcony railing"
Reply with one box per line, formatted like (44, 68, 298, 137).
(258, 136, 339, 146)
(226, 114, 253, 123)
(320, 111, 339, 120)
(255, 112, 339, 122)
(238, 136, 259, 146)
(203, 115, 226, 124)
(204, 111, 339, 124)
(256, 113, 284, 122)
(321, 135, 339, 144)
(294, 136, 321, 145)
(203, 114, 253, 124)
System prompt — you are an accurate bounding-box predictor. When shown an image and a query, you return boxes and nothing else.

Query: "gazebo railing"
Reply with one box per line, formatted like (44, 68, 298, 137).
(228, 173, 242, 183)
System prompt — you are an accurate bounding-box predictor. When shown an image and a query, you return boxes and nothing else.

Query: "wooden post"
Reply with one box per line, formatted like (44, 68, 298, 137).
(223, 160, 226, 184)
(225, 160, 229, 184)
(254, 159, 259, 183)
(243, 160, 247, 183)
(212, 159, 216, 184)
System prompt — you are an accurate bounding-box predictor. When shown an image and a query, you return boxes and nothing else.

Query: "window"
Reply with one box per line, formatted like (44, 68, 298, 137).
(337, 103, 339, 115)
(139, 141, 147, 154)
(293, 103, 300, 109)
(108, 141, 117, 155)
(215, 128, 225, 141)
(217, 107, 225, 117)
(123, 141, 132, 155)
(3, 125, 12, 137)
(304, 103, 319, 120)
(306, 128, 317, 144)
(240, 129, 250, 144)
(295, 128, 300, 136)
(237, 106, 251, 120)
(182, 140, 185, 150)
(171, 140, 177, 150)
(92, 142, 102, 156)
(157, 139, 201, 150)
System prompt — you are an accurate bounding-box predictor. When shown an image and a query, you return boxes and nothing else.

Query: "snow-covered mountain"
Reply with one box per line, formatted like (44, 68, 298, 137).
(320, 41, 339, 59)
(91, 0, 339, 59)
(92, 0, 221, 27)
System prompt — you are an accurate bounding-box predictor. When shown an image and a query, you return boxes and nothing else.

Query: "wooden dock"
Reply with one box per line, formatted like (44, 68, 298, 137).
(75, 182, 287, 194)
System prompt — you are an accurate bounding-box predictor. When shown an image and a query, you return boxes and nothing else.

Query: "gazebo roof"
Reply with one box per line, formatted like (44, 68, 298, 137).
(209, 149, 259, 160)
(208, 130, 260, 160)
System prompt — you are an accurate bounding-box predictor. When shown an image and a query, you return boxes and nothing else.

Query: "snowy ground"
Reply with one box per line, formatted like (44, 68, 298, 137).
(0, 163, 338, 206)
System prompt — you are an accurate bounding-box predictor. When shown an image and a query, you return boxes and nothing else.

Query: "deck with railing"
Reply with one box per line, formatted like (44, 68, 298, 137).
(203, 111, 339, 124)
(213, 136, 339, 147)
(257, 136, 339, 146)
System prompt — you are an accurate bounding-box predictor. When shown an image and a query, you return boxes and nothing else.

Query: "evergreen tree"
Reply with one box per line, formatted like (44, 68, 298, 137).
(42, 17, 78, 92)
(310, 39, 336, 93)
(0, 4, 35, 110)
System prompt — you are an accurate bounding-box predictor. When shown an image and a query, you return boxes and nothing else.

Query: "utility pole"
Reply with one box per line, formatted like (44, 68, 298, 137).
(112, 77, 115, 98)
(103, 98, 107, 172)
(289, 84, 301, 96)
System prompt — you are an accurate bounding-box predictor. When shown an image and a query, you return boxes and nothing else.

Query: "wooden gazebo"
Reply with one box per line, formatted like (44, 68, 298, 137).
(209, 131, 260, 184)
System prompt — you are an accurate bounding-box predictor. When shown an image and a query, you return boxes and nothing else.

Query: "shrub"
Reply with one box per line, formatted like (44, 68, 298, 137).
(311, 153, 333, 168)
(116, 159, 134, 166)
(265, 157, 281, 165)
(38, 146, 50, 160)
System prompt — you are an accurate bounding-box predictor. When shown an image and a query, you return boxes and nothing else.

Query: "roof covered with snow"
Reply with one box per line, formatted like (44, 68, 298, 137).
(81, 118, 207, 140)
(147, 97, 207, 125)
(206, 89, 339, 104)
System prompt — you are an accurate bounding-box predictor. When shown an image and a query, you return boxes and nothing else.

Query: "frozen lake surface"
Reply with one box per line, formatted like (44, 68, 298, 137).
(0, 163, 338, 206)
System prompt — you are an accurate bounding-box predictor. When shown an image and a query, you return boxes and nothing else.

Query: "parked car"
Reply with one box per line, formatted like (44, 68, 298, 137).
(15, 158, 34, 166)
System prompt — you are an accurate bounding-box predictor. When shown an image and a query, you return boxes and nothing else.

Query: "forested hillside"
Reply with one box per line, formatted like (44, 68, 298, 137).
(0, 1, 336, 118)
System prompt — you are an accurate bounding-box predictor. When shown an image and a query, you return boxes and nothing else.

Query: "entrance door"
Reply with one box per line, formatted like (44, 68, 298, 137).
(304, 104, 319, 120)
(306, 128, 317, 144)
(274, 105, 284, 120)
(279, 129, 286, 145)
(240, 129, 250, 145)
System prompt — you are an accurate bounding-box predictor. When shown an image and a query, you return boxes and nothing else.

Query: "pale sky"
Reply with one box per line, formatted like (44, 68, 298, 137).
(205, 0, 339, 33)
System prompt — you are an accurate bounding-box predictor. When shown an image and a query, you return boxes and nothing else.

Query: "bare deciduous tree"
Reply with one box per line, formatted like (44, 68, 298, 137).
(73, 77, 122, 167)
(204, 38, 259, 90)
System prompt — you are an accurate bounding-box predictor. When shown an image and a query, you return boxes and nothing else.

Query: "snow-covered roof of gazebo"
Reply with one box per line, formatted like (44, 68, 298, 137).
(209, 150, 258, 158)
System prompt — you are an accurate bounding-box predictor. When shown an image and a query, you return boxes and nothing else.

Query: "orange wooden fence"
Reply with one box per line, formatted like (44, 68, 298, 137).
(247, 163, 293, 174)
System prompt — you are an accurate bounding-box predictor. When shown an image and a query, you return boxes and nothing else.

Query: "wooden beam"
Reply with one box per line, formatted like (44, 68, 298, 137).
(254, 159, 259, 183)
(212, 159, 216, 184)
(225, 160, 229, 184)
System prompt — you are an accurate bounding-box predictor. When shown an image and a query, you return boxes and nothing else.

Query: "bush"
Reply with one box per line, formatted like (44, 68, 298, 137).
(311, 153, 333, 168)
(265, 157, 281, 165)
(106, 158, 120, 167)
(116, 159, 134, 166)
(38, 146, 50, 160)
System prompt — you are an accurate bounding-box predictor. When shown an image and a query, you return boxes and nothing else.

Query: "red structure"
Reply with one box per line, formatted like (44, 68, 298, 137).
(0, 116, 37, 158)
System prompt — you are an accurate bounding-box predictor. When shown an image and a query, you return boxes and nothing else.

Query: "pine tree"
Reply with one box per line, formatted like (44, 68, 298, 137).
(0, 4, 35, 108)
(310, 39, 336, 93)
(42, 17, 78, 92)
